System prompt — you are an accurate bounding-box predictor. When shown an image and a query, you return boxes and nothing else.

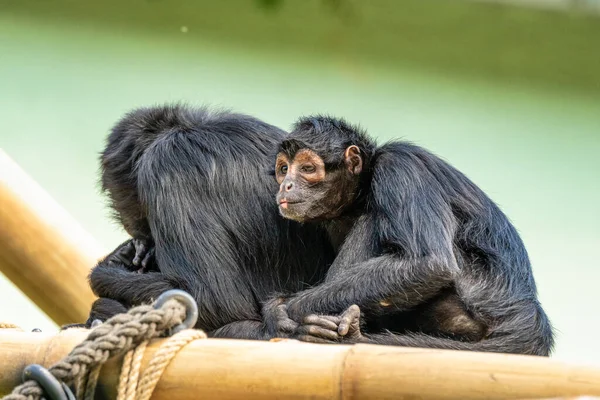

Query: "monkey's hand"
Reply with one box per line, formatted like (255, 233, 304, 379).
(101, 239, 154, 273)
(295, 305, 364, 344)
(295, 314, 341, 343)
(131, 237, 155, 273)
(103, 240, 136, 269)
(262, 297, 299, 338)
(274, 303, 299, 336)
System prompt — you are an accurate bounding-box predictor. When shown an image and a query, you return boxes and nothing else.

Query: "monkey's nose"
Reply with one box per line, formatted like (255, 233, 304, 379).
(285, 182, 294, 191)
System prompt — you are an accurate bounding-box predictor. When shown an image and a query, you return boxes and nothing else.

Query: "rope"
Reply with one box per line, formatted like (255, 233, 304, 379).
(118, 330, 207, 400)
(118, 340, 149, 400)
(2, 296, 206, 400)
(0, 322, 23, 330)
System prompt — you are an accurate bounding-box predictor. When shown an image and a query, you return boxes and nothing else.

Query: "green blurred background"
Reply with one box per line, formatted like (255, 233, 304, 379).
(0, 0, 599, 363)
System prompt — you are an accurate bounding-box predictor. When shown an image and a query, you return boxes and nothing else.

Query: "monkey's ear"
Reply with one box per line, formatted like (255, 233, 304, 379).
(344, 145, 362, 175)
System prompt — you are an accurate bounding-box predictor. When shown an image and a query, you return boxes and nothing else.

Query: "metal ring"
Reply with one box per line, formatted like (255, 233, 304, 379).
(90, 319, 103, 328)
(22, 364, 75, 400)
(153, 289, 198, 334)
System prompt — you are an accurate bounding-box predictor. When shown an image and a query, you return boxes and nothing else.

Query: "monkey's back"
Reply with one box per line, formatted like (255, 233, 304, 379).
(101, 105, 282, 239)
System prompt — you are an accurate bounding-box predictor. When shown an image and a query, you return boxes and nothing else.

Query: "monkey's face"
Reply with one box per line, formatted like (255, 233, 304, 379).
(274, 147, 362, 223)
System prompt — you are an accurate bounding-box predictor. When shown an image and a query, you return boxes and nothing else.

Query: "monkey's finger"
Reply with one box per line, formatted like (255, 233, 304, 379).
(141, 247, 155, 269)
(302, 315, 339, 331)
(297, 324, 339, 341)
(114, 242, 136, 266)
(132, 238, 148, 266)
(318, 315, 342, 324)
(132, 252, 143, 266)
(298, 324, 339, 340)
(278, 319, 299, 333)
(123, 241, 136, 255)
(338, 305, 361, 336)
(338, 320, 350, 336)
(274, 304, 291, 320)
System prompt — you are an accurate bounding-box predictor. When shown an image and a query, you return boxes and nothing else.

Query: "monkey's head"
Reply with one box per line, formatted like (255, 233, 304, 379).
(274, 116, 376, 223)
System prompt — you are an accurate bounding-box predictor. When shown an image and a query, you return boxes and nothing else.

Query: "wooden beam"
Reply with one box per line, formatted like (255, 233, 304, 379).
(1, 330, 600, 399)
(0, 150, 101, 326)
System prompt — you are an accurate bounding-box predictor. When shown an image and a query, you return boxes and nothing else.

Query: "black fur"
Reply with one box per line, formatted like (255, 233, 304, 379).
(88, 105, 334, 338)
(280, 116, 555, 356)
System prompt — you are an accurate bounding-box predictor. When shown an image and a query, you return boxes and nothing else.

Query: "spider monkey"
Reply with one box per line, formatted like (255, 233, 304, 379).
(83, 105, 335, 338)
(270, 116, 554, 356)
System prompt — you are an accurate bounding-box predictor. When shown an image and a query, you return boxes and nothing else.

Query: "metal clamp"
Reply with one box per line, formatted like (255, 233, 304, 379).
(22, 364, 76, 400)
(153, 289, 198, 334)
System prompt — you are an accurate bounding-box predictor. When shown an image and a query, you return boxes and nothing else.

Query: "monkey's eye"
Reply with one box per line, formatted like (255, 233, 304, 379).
(280, 165, 288, 174)
(301, 164, 315, 173)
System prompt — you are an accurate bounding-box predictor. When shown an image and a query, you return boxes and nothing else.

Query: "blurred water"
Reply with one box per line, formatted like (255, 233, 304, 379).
(0, 14, 598, 363)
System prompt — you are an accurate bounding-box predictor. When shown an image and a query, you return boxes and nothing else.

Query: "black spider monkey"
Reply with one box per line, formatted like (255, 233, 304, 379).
(271, 116, 554, 356)
(84, 105, 335, 338)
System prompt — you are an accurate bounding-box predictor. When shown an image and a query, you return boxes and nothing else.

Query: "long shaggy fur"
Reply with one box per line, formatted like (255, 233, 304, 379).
(89, 105, 334, 337)
(281, 116, 554, 356)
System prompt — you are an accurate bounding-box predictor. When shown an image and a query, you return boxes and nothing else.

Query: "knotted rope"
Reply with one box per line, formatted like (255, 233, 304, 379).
(2, 290, 205, 400)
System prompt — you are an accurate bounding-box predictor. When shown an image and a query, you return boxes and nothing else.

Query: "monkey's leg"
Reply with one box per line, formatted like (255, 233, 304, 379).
(208, 320, 272, 340)
(285, 255, 453, 323)
(89, 264, 177, 306)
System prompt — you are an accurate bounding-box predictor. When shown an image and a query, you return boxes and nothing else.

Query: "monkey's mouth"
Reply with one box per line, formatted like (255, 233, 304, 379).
(279, 199, 303, 209)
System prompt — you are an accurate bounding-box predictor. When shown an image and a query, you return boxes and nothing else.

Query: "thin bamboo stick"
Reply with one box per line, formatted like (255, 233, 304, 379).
(0, 149, 101, 326)
(1, 330, 599, 400)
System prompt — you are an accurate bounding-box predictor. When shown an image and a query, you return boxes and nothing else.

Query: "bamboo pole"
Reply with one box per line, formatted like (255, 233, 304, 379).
(0, 149, 102, 326)
(1, 330, 600, 400)
(0, 153, 599, 400)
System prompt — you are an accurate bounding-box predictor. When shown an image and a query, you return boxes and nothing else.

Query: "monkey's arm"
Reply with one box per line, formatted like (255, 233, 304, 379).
(285, 254, 454, 322)
(87, 239, 179, 306)
(89, 264, 178, 307)
(287, 149, 459, 322)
